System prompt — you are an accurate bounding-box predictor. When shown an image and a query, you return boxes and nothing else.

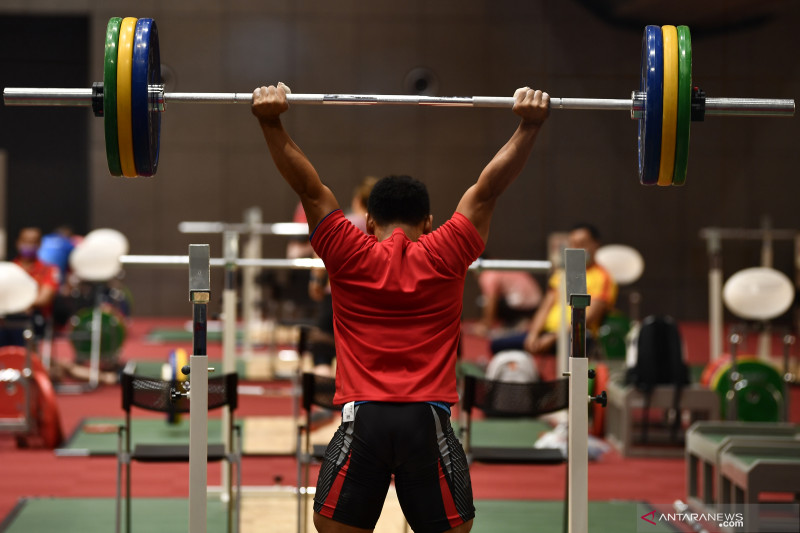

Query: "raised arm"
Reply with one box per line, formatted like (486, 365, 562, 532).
(456, 87, 549, 243)
(252, 83, 340, 232)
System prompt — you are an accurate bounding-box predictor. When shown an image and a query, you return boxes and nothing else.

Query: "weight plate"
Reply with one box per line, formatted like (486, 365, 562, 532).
(673, 26, 692, 186)
(169, 348, 189, 382)
(131, 18, 161, 177)
(32, 368, 63, 448)
(103, 18, 123, 176)
(70, 307, 127, 368)
(638, 26, 663, 185)
(711, 357, 784, 422)
(657, 26, 678, 186)
(700, 355, 728, 387)
(0, 348, 63, 448)
(0, 347, 48, 383)
(591, 363, 608, 437)
(116, 17, 138, 178)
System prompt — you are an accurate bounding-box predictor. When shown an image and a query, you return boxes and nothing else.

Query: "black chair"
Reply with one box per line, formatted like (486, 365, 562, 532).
(460, 374, 569, 463)
(461, 374, 571, 533)
(115, 371, 241, 533)
(295, 372, 337, 533)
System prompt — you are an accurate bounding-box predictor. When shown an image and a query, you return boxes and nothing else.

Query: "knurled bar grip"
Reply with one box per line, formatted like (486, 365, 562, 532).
(3, 88, 795, 117)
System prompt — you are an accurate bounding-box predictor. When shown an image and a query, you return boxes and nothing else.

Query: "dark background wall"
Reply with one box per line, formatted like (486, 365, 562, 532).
(0, 15, 90, 255)
(1, 1, 798, 329)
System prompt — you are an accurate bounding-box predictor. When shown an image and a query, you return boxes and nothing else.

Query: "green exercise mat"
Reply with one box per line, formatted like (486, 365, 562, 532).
(0, 498, 676, 533)
(471, 500, 677, 532)
(0, 498, 228, 533)
(56, 417, 224, 456)
(146, 328, 233, 343)
(452, 418, 554, 449)
(57, 415, 300, 457)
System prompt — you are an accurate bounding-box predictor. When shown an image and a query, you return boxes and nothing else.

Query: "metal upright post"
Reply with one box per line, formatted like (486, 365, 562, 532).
(242, 208, 262, 359)
(88, 283, 104, 389)
(221, 232, 238, 504)
(565, 249, 589, 533)
(706, 231, 723, 361)
(758, 217, 774, 359)
(728, 333, 741, 422)
(189, 244, 210, 533)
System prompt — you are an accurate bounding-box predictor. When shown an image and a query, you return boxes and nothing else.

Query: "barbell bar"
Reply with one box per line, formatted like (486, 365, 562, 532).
(177, 221, 308, 236)
(5, 86, 793, 115)
(120, 255, 553, 273)
(2, 19, 796, 184)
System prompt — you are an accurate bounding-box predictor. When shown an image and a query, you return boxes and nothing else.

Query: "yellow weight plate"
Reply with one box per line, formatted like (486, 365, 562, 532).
(657, 25, 678, 186)
(116, 17, 138, 178)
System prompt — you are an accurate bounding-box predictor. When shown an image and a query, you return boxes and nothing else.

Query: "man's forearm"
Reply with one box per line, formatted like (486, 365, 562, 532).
(258, 116, 339, 229)
(258, 117, 321, 198)
(475, 121, 541, 202)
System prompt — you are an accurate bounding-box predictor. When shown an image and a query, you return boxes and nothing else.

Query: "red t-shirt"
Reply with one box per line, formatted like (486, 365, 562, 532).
(13, 258, 60, 315)
(311, 209, 484, 405)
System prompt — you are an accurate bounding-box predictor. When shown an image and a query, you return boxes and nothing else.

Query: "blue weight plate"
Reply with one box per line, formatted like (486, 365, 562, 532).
(131, 18, 162, 177)
(638, 25, 663, 185)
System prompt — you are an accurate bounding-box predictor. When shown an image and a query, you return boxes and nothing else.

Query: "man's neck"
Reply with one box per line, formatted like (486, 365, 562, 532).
(374, 223, 425, 242)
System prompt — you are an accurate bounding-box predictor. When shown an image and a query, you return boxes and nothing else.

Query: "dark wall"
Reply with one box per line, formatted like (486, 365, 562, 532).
(0, 2, 797, 326)
(0, 15, 89, 254)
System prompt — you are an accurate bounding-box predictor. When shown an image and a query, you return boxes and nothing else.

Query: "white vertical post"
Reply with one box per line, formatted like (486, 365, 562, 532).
(242, 208, 262, 358)
(189, 244, 211, 533)
(707, 231, 723, 361)
(88, 292, 103, 389)
(758, 217, 774, 359)
(564, 249, 589, 533)
(568, 357, 589, 533)
(221, 231, 238, 502)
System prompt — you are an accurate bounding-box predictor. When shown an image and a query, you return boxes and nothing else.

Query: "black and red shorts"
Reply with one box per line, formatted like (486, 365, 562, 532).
(314, 402, 475, 532)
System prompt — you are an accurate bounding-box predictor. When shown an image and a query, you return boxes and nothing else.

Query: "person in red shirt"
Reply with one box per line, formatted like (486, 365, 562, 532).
(252, 83, 549, 533)
(0, 227, 60, 347)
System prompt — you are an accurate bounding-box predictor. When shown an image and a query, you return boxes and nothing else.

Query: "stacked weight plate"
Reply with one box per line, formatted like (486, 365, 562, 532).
(638, 25, 692, 186)
(104, 17, 162, 177)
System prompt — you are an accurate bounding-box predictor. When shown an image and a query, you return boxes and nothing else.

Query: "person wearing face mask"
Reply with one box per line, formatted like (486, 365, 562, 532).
(0, 227, 61, 347)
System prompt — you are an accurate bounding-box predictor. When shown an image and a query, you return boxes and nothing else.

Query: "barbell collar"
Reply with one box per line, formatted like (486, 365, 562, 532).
(4, 86, 795, 117)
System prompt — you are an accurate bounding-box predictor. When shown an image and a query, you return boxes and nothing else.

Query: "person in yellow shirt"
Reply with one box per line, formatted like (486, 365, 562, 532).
(489, 224, 617, 372)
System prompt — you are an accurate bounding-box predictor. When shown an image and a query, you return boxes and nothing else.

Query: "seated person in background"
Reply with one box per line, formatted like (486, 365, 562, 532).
(0, 227, 60, 347)
(490, 223, 617, 376)
(474, 256, 542, 336)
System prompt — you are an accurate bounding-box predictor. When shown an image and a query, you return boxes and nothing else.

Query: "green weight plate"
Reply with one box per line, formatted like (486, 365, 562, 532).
(712, 358, 784, 422)
(673, 25, 692, 186)
(70, 307, 127, 369)
(103, 17, 123, 176)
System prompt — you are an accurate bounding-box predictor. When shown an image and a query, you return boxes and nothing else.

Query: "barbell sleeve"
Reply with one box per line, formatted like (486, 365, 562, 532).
(3, 87, 795, 117)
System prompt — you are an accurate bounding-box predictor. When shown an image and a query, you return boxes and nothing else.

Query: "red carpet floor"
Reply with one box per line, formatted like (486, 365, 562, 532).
(1, 318, 798, 525)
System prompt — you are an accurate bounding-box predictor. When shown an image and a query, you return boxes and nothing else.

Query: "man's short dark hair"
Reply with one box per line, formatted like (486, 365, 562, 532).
(367, 175, 430, 226)
(569, 222, 601, 242)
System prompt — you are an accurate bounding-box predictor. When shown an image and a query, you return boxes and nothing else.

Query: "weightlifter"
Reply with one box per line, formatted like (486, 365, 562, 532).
(252, 82, 549, 533)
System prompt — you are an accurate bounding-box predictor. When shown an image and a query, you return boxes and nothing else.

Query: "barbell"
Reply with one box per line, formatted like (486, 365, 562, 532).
(2, 18, 795, 184)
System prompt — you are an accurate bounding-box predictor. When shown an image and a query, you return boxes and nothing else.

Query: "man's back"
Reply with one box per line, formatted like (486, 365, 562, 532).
(311, 210, 484, 404)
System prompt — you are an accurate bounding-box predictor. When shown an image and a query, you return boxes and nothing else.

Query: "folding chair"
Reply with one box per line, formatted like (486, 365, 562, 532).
(115, 371, 241, 533)
(296, 372, 336, 533)
(460, 374, 569, 463)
